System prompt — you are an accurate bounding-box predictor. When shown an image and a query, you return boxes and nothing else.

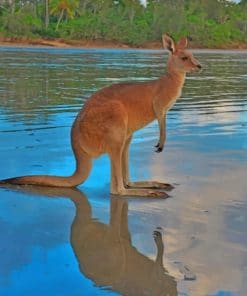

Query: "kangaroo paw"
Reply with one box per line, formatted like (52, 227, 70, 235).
(155, 145, 163, 153)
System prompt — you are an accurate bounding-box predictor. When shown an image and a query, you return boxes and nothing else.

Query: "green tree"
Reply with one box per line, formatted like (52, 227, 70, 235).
(45, 0, 49, 29)
(0, 0, 246, 47)
(50, 0, 79, 30)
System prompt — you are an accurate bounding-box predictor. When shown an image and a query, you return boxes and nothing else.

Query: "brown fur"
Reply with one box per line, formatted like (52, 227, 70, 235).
(0, 34, 201, 197)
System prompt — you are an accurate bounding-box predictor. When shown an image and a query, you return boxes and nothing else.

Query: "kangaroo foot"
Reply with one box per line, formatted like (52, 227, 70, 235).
(111, 188, 169, 198)
(127, 181, 174, 191)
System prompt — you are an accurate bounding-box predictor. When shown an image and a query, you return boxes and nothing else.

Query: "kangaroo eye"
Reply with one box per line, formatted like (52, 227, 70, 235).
(181, 56, 188, 61)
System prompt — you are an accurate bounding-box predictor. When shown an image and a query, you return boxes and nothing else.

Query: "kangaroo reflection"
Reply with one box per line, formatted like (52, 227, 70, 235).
(8, 186, 177, 296)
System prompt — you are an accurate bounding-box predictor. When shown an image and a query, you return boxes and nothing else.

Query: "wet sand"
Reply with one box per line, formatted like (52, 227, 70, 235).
(0, 147, 246, 296)
(0, 48, 246, 296)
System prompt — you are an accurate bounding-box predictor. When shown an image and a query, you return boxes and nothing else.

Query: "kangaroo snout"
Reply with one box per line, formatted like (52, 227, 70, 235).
(196, 63, 203, 73)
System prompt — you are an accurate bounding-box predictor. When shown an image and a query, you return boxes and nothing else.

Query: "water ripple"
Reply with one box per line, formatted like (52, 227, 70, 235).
(0, 48, 246, 159)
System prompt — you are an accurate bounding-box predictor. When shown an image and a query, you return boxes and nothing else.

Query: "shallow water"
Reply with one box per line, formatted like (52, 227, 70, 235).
(0, 47, 246, 296)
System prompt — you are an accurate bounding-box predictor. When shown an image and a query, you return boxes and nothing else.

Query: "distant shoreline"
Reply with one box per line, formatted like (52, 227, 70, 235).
(0, 37, 247, 50)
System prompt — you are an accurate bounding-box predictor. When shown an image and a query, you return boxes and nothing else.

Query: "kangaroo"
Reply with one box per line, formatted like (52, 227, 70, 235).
(0, 34, 201, 197)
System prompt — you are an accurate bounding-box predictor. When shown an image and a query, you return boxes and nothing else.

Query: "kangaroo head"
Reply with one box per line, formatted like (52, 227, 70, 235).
(162, 34, 202, 74)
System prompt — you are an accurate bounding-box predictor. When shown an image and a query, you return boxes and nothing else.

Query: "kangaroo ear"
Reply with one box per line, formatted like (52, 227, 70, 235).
(177, 37, 188, 49)
(162, 34, 175, 54)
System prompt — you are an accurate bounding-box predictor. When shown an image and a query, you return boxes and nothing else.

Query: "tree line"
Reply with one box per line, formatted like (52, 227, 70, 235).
(0, 0, 246, 47)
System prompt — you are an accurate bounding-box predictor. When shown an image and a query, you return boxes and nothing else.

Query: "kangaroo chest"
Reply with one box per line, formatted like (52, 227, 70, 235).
(166, 90, 182, 111)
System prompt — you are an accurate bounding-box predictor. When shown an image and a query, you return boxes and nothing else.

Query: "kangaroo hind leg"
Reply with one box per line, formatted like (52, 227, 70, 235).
(110, 146, 168, 198)
(121, 136, 173, 192)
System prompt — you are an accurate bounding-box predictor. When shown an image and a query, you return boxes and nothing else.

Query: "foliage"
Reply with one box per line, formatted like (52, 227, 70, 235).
(50, 0, 80, 30)
(0, 0, 246, 47)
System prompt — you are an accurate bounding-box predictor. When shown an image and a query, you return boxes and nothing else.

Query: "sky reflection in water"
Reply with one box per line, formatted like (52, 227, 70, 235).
(0, 48, 246, 296)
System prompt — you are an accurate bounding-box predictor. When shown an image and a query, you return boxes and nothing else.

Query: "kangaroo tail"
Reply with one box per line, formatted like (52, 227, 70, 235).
(0, 149, 92, 188)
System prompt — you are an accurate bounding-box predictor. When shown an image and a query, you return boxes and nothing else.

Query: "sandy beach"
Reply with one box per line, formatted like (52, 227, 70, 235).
(0, 46, 246, 296)
(0, 36, 247, 50)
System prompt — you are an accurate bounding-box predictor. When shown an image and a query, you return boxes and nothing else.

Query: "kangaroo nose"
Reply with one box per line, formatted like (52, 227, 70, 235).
(197, 64, 202, 69)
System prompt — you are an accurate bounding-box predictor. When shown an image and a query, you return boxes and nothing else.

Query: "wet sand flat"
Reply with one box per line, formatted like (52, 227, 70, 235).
(0, 48, 246, 296)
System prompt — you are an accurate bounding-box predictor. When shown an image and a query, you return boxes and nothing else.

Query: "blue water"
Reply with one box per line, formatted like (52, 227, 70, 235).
(0, 47, 246, 296)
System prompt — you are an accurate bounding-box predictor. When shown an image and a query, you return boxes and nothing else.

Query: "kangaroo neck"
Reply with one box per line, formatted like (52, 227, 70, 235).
(157, 69, 186, 98)
(166, 68, 186, 87)
(154, 68, 186, 113)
